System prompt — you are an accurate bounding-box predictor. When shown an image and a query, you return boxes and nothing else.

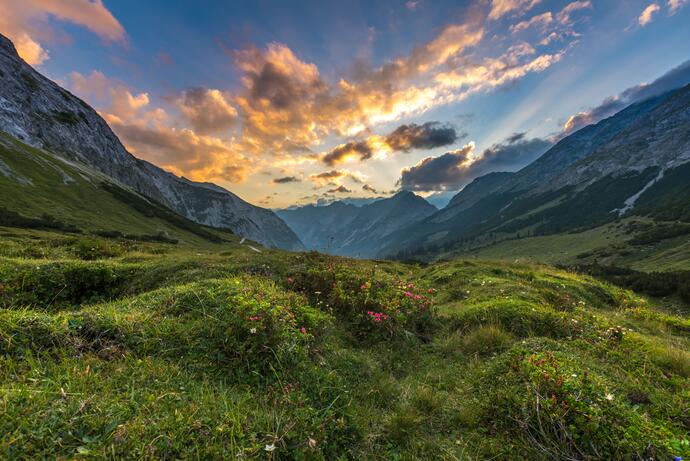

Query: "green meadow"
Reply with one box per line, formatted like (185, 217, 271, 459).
(1, 229, 688, 459)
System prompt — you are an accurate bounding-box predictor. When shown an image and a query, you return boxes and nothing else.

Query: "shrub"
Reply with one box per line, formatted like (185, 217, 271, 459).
(288, 265, 437, 342)
(0, 261, 128, 309)
(486, 348, 679, 459)
(104, 278, 332, 377)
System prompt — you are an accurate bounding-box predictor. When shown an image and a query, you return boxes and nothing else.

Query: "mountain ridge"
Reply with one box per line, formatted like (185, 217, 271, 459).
(0, 33, 303, 250)
(277, 191, 437, 257)
(378, 84, 690, 259)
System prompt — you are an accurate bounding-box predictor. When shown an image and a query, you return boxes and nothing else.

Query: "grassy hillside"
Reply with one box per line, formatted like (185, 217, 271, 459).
(0, 133, 234, 246)
(1, 228, 689, 459)
(441, 217, 690, 272)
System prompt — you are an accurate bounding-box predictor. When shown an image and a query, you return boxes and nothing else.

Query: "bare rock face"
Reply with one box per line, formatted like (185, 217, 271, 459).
(0, 34, 303, 250)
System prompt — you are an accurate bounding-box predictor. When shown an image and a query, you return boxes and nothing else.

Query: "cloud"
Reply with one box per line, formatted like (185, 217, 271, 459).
(273, 176, 301, 184)
(67, 71, 251, 184)
(362, 184, 379, 193)
(321, 121, 461, 165)
(489, 0, 541, 20)
(385, 122, 459, 151)
(561, 59, 690, 135)
(406, 1, 421, 11)
(556, 1, 593, 24)
(510, 12, 553, 33)
(174, 88, 238, 135)
(308, 169, 364, 187)
(668, 0, 689, 14)
(0, 0, 125, 65)
(639, 3, 661, 26)
(322, 140, 375, 165)
(327, 185, 352, 193)
(398, 143, 476, 191)
(399, 134, 551, 191)
(475, 134, 551, 172)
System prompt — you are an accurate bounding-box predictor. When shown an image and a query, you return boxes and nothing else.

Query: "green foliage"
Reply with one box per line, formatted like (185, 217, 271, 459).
(484, 348, 678, 459)
(0, 207, 81, 233)
(0, 231, 688, 459)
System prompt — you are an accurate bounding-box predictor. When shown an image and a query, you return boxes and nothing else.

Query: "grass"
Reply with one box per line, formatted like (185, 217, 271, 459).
(438, 217, 690, 272)
(0, 133, 234, 246)
(0, 227, 689, 459)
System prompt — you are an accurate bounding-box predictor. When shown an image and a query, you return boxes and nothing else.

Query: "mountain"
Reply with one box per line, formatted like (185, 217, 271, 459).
(277, 191, 437, 257)
(381, 84, 690, 259)
(0, 34, 303, 250)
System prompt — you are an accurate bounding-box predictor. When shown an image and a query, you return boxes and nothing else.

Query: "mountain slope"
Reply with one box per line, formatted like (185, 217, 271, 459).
(278, 191, 437, 257)
(381, 85, 690, 260)
(0, 132, 238, 245)
(0, 34, 303, 250)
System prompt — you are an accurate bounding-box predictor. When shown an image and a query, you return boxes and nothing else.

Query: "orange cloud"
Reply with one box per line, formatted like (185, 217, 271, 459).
(0, 0, 125, 65)
(174, 88, 238, 135)
(638, 3, 661, 26)
(488, 0, 541, 20)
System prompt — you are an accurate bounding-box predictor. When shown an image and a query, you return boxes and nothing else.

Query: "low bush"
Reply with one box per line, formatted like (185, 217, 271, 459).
(0, 260, 130, 308)
(485, 347, 681, 459)
(288, 265, 437, 342)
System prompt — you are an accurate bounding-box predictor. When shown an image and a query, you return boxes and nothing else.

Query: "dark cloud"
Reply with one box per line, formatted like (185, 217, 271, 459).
(362, 184, 378, 193)
(385, 122, 460, 152)
(273, 176, 300, 184)
(562, 59, 690, 136)
(479, 135, 551, 172)
(322, 121, 461, 165)
(399, 134, 551, 192)
(398, 144, 475, 191)
(322, 140, 374, 166)
(327, 185, 352, 193)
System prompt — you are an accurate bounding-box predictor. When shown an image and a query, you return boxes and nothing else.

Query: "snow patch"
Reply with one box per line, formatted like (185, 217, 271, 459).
(615, 169, 665, 216)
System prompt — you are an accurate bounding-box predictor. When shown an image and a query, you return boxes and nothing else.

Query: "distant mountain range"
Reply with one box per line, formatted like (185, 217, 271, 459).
(0, 33, 303, 250)
(277, 191, 437, 257)
(381, 84, 690, 259)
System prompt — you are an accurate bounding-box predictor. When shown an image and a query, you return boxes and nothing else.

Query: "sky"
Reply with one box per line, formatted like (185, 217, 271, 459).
(1, 0, 690, 208)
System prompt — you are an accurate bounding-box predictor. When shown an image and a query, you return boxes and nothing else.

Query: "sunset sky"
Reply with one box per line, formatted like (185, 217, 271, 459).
(2, 0, 690, 208)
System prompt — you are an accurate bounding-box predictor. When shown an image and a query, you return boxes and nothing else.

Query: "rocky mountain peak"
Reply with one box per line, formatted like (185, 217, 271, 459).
(0, 33, 303, 250)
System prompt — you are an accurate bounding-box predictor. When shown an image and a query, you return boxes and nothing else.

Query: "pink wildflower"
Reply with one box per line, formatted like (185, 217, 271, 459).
(287, 277, 294, 283)
(414, 294, 422, 300)
(367, 311, 373, 315)
(404, 291, 413, 297)
(427, 288, 434, 294)
(300, 327, 307, 335)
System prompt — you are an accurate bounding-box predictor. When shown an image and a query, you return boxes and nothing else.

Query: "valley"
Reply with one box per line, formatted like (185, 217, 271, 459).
(0, 6, 689, 458)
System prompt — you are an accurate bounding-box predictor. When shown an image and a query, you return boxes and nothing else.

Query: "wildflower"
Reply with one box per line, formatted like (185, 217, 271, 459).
(605, 393, 614, 401)
(300, 327, 307, 335)
(367, 311, 373, 315)
(404, 291, 413, 297)
(360, 284, 367, 290)
(287, 277, 294, 283)
(250, 328, 257, 334)
(308, 438, 317, 449)
(264, 443, 276, 452)
(427, 288, 434, 294)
